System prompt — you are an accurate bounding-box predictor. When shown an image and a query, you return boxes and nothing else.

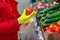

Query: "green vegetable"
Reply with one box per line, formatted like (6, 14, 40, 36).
(37, 15, 41, 19)
(44, 22, 56, 27)
(45, 16, 60, 23)
(38, 8, 59, 19)
(47, 11, 60, 19)
(41, 17, 46, 21)
(40, 13, 50, 21)
(44, 23, 51, 27)
(37, 14, 46, 19)
(40, 5, 60, 13)
(48, 9, 58, 14)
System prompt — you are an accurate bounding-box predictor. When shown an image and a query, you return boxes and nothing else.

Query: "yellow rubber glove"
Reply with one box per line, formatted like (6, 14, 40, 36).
(18, 9, 37, 24)
(25, 18, 33, 24)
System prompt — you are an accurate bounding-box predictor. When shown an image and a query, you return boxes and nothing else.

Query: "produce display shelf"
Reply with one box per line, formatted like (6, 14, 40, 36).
(36, 14, 46, 40)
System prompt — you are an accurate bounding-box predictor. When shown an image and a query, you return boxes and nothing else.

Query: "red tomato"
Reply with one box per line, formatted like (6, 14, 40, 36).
(57, 21, 60, 26)
(49, 24, 57, 28)
(26, 8, 34, 15)
(57, 27, 60, 34)
(44, 27, 49, 32)
(49, 27, 55, 32)
(57, 21, 60, 33)
(49, 24, 58, 32)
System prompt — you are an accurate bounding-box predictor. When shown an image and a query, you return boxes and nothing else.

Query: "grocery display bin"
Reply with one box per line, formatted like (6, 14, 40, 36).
(36, 14, 45, 40)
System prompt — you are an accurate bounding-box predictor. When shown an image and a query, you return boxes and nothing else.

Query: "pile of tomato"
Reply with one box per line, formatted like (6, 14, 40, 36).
(44, 21, 60, 34)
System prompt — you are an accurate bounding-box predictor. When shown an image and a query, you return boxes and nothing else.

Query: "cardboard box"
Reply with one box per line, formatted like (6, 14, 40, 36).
(44, 32, 60, 40)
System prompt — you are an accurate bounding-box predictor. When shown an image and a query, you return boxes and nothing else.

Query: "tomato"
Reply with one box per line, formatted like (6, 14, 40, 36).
(44, 27, 49, 32)
(57, 21, 60, 26)
(49, 24, 58, 32)
(57, 27, 60, 34)
(49, 27, 55, 32)
(45, 27, 54, 32)
(26, 8, 34, 15)
(49, 24, 57, 28)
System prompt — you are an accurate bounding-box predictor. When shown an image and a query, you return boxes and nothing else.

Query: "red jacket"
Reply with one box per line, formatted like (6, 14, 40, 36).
(0, 0, 21, 40)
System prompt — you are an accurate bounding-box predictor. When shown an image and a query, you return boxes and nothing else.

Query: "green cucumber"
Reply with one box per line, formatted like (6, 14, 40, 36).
(48, 9, 58, 14)
(37, 15, 41, 19)
(37, 14, 46, 19)
(44, 23, 51, 27)
(39, 8, 59, 16)
(39, 11, 43, 14)
(37, 14, 43, 19)
(39, 5, 60, 14)
(45, 16, 60, 23)
(47, 11, 60, 19)
(44, 22, 56, 27)
(43, 5, 60, 13)
(40, 13, 50, 21)
(41, 17, 46, 21)
(38, 9, 60, 19)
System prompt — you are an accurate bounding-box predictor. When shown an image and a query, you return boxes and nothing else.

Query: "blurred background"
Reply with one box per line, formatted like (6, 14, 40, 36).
(16, 0, 31, 13)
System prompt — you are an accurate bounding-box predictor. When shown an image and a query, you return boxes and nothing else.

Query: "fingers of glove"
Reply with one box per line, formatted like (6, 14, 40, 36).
(26, 11, 37, 20)
(22, 9, 26, 16)
(25, 18, 33, 24)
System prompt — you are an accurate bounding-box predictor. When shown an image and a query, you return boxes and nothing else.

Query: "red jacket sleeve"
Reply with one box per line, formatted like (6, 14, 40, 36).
(0, 19, 21, 34)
